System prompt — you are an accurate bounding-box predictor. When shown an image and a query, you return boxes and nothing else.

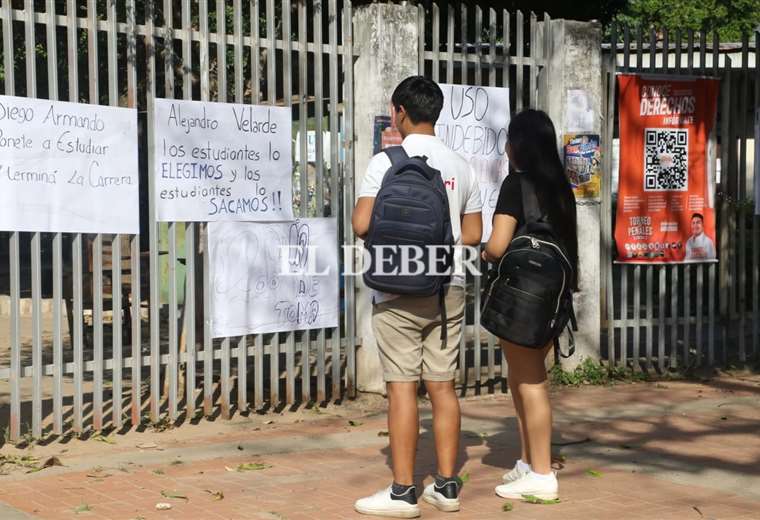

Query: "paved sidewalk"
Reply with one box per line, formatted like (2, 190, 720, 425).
(1, 374, 759, 519)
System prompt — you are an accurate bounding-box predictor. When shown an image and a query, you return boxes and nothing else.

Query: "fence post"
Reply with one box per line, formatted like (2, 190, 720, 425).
(352, 3, 420, 393)
(543, 19, 604, 368)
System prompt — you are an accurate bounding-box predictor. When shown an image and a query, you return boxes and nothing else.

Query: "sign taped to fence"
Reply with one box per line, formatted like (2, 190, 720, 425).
(435, 83, 510, 241)
(209, 218, 339, 337)
(615, 74, 719, 263)
(0, 95, 138, 234)
(153, 98, 293, 222)
(563, 134, 601, 199)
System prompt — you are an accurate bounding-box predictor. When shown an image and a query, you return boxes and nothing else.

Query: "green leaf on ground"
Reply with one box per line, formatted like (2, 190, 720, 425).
(377, 431, 389, 437)
(170, 459, 184, 466)
(586, 469, 602, 477)
(161, 490, 189, 501)
(521, 495, 560, 505)
(74, 504, 92, 513)
(204, 489, 225, 501)
(93, 434, 115, 445)
(348, 420, 362, 427)
(502, 502, 514, 512)
(234, 462, 272, 472)
(455, 472, 470, 487)
(152, 469, 165, 476)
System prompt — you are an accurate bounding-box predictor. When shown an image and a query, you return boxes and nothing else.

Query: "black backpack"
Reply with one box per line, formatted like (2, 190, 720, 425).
(363, 146, 454, 345)
(480, 175, 577, 357)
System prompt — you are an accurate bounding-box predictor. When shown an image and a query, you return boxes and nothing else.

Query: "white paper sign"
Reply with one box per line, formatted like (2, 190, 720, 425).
(209, 218, 339, 337)
(435, 83, 510, 241)
(153, 98, 294, 222)
(0, 95, 138, 234)
(565, 89, 595, 132)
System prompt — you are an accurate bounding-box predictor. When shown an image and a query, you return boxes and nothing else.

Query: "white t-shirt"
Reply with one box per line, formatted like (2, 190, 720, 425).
(685, 233, 716, 261)
(358, 133, 482, 303)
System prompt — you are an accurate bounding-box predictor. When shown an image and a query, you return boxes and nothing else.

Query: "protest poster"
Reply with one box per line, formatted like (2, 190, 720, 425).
(209, 218, 339, 337)
(435, 83, 510, 241)
(0, 95, 138, 234)
(563, 134, 601, 199)
(153, 98, 293, 222)
(615, 74, 719, 263)
(565, 89, 595, 133)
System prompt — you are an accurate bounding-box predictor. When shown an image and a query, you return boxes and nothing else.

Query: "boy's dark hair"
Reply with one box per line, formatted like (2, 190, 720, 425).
(391, 76, 444, 125)
(691, 213, 704, 221)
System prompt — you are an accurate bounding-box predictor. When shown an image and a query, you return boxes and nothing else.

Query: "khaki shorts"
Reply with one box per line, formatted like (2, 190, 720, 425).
(372, 286, 465, 383)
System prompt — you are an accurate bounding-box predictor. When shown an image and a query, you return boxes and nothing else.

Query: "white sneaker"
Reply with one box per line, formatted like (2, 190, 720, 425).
(422, 481, 460, 512)
(354, 486, 421, 518)
(502, 460, 531, 483)
(495, 471, 559, 501)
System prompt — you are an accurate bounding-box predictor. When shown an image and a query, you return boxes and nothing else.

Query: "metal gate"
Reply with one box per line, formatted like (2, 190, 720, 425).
(417, 1, 551, 393)
(601, 26, 759, 370)
(0, 0, 356, 442)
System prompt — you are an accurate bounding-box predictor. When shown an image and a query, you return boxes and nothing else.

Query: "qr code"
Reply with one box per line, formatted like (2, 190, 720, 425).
(643, 128, 688, 191)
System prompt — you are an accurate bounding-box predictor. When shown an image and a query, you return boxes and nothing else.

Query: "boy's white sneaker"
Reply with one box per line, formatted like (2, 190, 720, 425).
(422, 481, 460, 512)
(495, 471, 559, 501)
(502, 459, 531, 483)
(354, 486, 421, 518)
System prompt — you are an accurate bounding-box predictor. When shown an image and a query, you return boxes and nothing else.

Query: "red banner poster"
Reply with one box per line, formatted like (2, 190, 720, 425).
(615, 74, 719, 263)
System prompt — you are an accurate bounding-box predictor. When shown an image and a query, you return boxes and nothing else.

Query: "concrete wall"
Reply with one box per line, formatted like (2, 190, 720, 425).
(353, 3, 420, 393)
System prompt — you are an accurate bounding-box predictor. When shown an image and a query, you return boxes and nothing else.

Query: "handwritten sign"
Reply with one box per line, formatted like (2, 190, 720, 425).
(0, 95, 138, 234)
(209, 218, 339, 337)
(153, 98, 293, 222)
(435, 84, 510, 241)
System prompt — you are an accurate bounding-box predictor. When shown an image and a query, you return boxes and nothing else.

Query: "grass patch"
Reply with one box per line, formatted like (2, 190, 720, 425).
(549, 359, 650, 386)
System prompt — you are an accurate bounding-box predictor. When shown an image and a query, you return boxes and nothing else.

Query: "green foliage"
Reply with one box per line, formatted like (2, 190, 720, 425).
(549, 358, 649, 386)
(612, 0, 760, 41)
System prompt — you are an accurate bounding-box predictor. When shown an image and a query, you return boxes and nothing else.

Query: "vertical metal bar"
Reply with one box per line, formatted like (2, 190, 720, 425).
(432, 2, 439, 82)
(719, 58, 730, 363)
(696, 264, 704, 365)
(623, 25, 630, 71)
(314, 0, 326, 403)
(502, 9, 510, 87)
(343, 0, 356, 399)
(645, 265, 653, 370)
(658, 267, 665, 371)
(328, 0, 340, 401)
(670, 265, 678, 368)
(283, 0, 296, 406)
(446, 3, 454, 84)
(528, 12, 536, 107)
(460, 3, 467, 85)
(649, 26, 656, 73)
(632, 265, 640, 370)
(250, 0, 260, 104)
(662, 28, 669, 72)
(603, 24, 616, 367)
(684, 265, 691, 366)
(620, 266, 628, 367)
(237, 336, 246, 412)
(126, 0, 141, 428)
(474, 5, 482, 87)
(5, 10, 26, 443)
(183, 0, 192, 100)
(298, 0, 311, 402)
(221, 337, 231, 418)
(488, 8, 496, 88)
(700, 31, 707, 73)
(254, 334, 264, 410)
(45, 0, 64, 436)
(754, 33, 760, 358)
(708, 262, 716, 365)
(687, 29, 694, 74)
(145, 0, 161, 424)
(169, 223, 179, 419)
(636, 25, 643, 70)
(93, 235, 104, 431)
(737, 35, 750, 361)
(216, 0, 227, 101)
(515, 10, 523, 110)
(674, 29, 681, 72)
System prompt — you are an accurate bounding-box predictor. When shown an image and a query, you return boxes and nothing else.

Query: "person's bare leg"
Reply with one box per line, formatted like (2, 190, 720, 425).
(387, 381, 419, 485)
(506, 360, 530, 465)
(425, 380, 460, 478)
(504, 343, 553, 474)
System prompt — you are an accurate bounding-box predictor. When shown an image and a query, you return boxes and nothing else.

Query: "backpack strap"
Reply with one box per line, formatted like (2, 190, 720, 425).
(439, 286, 447, 349)
(384, 145, 409, 166)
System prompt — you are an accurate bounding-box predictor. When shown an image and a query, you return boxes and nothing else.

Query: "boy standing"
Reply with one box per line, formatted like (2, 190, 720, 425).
(352, 76, 483, 518)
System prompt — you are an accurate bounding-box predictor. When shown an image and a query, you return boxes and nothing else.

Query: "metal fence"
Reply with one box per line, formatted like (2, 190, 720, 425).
(0, 0, 356, 442)
(601, 26, 760, 370)
(417, 2, 551, 393)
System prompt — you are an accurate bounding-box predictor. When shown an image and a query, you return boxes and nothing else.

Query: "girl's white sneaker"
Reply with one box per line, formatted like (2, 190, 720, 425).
(495, 471, 559, 501)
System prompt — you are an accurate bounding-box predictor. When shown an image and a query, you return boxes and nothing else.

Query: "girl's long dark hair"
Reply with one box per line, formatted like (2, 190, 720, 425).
(508, 109, 579, 289)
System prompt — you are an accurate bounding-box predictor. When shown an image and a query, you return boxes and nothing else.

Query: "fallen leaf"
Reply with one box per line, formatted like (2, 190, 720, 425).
(693, 506, 704, 516)
(155, 503, 172, 510)
(161, 490, 189, 501)
(170, 460, 184, 466)
(551, 437, 591, 447)
(204, 489, 224, 501)
(348, 420, 362, 427)
(720, 416, 728, 421)
(620, 444, 633, 450)
(237, 445, 244, 451)
(93, 434, 115, 445)
(502, 502, 514, 512)
(234, 462, 272, 472)
(264, 420, 275, 425)
(586, 469, 602, 478)
(74, 504, 92, 513)
(377, 431, 389, 437)
(521, 495, 560, 505)
(152, 469, 165, 476)
(136, 442, 161, 450)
